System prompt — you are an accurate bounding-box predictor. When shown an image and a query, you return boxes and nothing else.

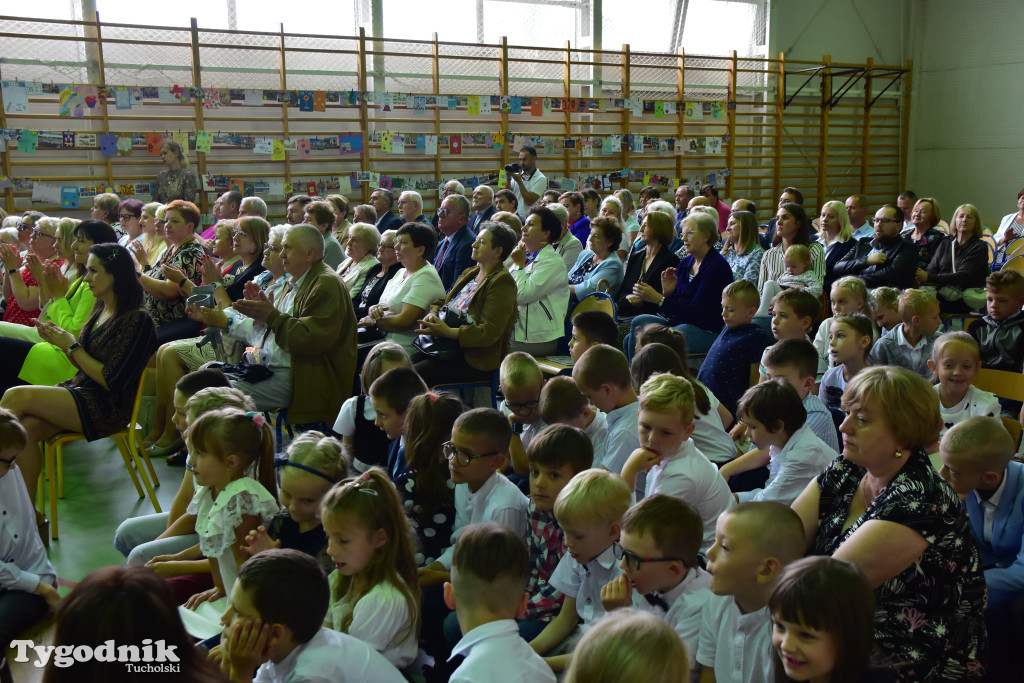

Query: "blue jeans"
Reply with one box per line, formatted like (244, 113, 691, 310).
(624, 315, 720, 361)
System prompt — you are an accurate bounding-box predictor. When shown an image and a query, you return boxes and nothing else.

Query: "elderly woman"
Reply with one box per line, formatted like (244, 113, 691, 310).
(616, 210, 680, 317)
(413, 221, 519, 386)
(568, 216, 625, 306)
(758, 203, 825, 291)
(0, 220, 118, 392)
(352, 229, 402, 321)
(359, 222, 444, 355)
(902, 197, 946, 270)
(90, 193, 121, 228)
(138, 202, 167, 264)
(153, 140, 196, 204)
(1, 244, 157, 503)
(792, 366, 986, 681)
(327, 193, 352, 245)
(508, 206, 570, 356)
(136, 199, 206, 344)
(815, 200, 857, 296)
(625, 212, 733, 359)
(1, 216, 65, 326)
(995, 188, 1024, 251)
(720, 210, 764, 284)
(336, 222, 380, 296)
(144, 218, 274, 457)
(918, 204, 989, 313)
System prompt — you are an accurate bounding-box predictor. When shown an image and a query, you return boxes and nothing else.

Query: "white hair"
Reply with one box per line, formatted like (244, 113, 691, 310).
(647, 200, 677, 222)
(240, 196, 268, 218)
(400, 191, 423, 208)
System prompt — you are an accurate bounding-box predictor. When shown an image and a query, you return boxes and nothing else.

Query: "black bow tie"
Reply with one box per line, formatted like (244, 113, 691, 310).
(644, 592, 669, 611)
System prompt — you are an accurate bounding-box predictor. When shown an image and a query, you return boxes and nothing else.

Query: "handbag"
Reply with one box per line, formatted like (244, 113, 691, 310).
(413, 305, 470, 360)
(207, 361, 274, 384)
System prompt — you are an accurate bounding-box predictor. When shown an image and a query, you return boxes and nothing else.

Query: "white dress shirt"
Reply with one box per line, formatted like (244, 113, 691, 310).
(549, 542, 622, 631)
(697, 594, 774, 683)
(638, 566, 713, 672)
(449, 619, 556, 683)
(437, 471, 529, 570)
(254, 627, 404, 683)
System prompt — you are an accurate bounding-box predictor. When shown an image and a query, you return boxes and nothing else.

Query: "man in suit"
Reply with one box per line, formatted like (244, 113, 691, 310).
(371, 188, 403, 234)
(398, 190, 429, 227)
(230, 224, 356, 429)
(468, 185, 496, 234)
(434, 194, 475, 291)
(431, 180, 466, 228)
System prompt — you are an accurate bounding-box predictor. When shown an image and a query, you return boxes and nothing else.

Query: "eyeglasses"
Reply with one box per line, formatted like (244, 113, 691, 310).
(231, 230, 250, 238)
(872, 217, 901, 225)
(620, 548, 688, 573)
(505, 398, 539, 412)
(378, 244, 396, 251)
(30, 230, 56, 240)
(17, 222, 31, 231)
(118, 213, 138, 221)
(443, 441, 500, 467)
(438, 208, 451, 217)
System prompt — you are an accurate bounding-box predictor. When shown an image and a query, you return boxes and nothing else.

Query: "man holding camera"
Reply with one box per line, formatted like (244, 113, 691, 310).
(506, 145, 546, 221)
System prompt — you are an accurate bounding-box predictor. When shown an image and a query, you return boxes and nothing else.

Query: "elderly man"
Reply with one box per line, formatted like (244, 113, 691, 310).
(832, 204, 918, 289)
(218, 224, 356, 428)
(507, 145, 546, 220)
(674, 184, 695, 231)
(239, 196, 268, 219)
(468, 185, 496, 233)
(303, 200, 344, 270)
(546, 202, 584, 271)
(398, 191, 428, 226)
(846, 194, 873, 240)
(370, 188, 402, 233)
(434, 194, 476, 291)
(431, 180, 465, 227)
(199, 191, 242, 240)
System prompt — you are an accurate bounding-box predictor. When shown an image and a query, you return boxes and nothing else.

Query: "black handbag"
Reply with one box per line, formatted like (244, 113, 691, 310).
(207, 361, 274, 384)
(413, 305, 469, 360)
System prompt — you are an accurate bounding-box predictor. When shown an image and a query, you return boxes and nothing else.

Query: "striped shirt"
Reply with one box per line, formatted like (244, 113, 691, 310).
(758, 241, 825, 291)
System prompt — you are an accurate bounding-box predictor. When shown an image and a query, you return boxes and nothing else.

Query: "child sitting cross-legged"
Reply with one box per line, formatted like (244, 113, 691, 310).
(539, 376, 607, 464)
(600, 494, 712, 678)
(320, 468, 421, 669)
(219, 548, 404, 683)
(720, 379, 837, 506)
(698, 502, 807, 683)
(529, 469, 633, 672)
(620, 373, 735, 552)
(443, 523, 557, 683)
(870, 288, 942, 379)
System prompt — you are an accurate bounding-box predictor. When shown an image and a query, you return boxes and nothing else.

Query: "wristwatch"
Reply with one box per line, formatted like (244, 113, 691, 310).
(512, 421, 525, 435)
(7, 268, 17, 275)
(66, 342, 82, 356)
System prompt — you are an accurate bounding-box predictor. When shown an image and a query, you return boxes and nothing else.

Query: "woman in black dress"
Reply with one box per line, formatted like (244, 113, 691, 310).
(0, 243, 157, 504)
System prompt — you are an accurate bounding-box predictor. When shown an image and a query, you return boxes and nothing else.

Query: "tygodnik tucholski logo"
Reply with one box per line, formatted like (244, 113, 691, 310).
(10, 638, 181, 673)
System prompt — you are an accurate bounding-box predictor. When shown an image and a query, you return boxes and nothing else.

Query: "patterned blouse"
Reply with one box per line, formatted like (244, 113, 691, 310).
(812, 450, 987, 681)
(901, 226, 946, 270)
(145, 239, 205, 327)
(721, 243, 765, 283)
(153, 167, 197, 204)
(393, 469, 456, 566)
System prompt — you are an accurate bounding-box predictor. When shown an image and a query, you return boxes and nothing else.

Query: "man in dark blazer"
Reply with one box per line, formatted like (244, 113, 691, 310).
(371, 188, 403, 234)
(434, 194, 475, 291)
(468, 184, 496, 234)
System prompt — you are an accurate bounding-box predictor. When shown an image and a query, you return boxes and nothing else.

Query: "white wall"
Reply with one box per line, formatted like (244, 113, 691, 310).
(768, 0, 904, 66)
(905, 0, 1024, 229)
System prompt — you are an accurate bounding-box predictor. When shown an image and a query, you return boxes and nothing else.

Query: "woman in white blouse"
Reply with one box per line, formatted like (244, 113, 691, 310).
(508, 206, 570, 355)
(336, 222, 380, 296)
(359, 222, 445, 355)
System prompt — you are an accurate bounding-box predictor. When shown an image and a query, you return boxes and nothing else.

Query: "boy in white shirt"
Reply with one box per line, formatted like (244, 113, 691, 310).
(573, 344, 640, 475)
(219, 549, 403, 683)
(720, 379, 836, 506)
(530, 469, 633, 672)
(444, 523, 556, 683)
(501, 352, 549, 475)
(539, 376, 608, 465)
(697, 502, 806, 683)
(600, 494, 712, 678)
(620, 373, 734, 552)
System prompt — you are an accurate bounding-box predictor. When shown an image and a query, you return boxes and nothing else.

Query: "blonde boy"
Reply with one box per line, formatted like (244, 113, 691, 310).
(620, 373, 734, 551)
(539, 376, 607, 465)
(698, 502, 806, 683)
(501, 352, 548, 475)
(870, 288, 942, 378)
(871, 286, 901, 332)
(600, 494, 712, 675)
(444, 523, 556, 683)
(529, 469, 632, 672)
(572, 345, 640, 475)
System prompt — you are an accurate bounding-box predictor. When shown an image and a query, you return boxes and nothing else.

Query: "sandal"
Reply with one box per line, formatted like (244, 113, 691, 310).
(167, 447, 189, 467)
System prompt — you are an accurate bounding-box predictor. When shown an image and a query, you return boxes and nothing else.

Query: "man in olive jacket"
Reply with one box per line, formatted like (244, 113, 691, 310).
(233, 224, 356, 426)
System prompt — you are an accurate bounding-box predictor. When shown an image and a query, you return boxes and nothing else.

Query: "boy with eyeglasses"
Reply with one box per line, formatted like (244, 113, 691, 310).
(500, 352, 548, 475)
(600, 494, 712, 677)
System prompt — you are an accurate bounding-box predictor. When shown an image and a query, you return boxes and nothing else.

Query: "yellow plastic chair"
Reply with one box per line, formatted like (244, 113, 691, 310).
(1002, 256, 1024, 276)
(39, 371, 161, 540)
(974, 368, 1024, 450)
(537, 289, 617, 376)
(1007, 237, 1024, 259)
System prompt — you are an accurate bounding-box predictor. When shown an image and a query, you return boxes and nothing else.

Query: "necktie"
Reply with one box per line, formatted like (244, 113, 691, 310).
(436, 237, 449, 266)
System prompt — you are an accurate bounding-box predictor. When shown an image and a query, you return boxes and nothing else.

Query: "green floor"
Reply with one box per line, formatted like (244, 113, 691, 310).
(6, 437, 183, 683)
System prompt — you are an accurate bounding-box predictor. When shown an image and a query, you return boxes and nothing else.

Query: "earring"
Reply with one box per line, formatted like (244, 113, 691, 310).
(894, 450, 903, 459)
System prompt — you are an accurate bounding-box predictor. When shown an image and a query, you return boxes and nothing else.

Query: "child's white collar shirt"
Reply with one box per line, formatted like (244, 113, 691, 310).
(254, 627, 405, 683)
(696, 594, 773, 683)
(0, 466, 56, 593)
(641, 566, 713, 671)
(646, 439, 735, 552)
(437, 471, 529, 570)
(582, 408, 608, 465)
(602, 402, 641, 473)
(736, 424, 836, 506)
(549, 542, 622, 631)
(448, 619, 556, 683)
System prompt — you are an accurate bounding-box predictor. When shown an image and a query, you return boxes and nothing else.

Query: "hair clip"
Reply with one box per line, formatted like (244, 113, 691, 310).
(246, 411, 266, 428)
(426, 391, 439, 403)
(358, 470, 373, 482)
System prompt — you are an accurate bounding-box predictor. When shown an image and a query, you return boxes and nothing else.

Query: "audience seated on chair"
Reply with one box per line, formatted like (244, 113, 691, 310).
(968, 269, 1024, 371)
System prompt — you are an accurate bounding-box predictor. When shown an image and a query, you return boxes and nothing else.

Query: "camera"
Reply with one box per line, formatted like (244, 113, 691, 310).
(504, 162, 522, 174)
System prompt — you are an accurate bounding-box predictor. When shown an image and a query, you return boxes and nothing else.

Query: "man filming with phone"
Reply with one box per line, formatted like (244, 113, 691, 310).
(505, 145, 546, 220)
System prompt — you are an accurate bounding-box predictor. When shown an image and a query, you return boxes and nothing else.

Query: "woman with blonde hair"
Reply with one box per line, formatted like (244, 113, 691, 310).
(153, 140, 196, 204)
(815, 199, 857, 295)
(918, 203, 989, 312)
(902, 196, 945, 270)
